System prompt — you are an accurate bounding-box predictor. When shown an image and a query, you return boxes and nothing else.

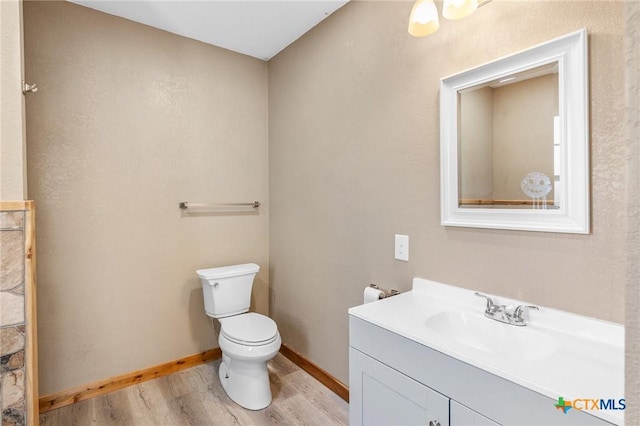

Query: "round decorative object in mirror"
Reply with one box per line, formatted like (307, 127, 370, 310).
(521, 172, 551, 209)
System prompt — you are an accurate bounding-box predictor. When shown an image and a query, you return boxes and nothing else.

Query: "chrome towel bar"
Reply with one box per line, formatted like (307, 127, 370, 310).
(179, 201, 260, 210)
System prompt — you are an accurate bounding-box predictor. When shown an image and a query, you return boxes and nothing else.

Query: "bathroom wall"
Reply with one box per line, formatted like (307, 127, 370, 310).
(625, 1, 640, 423)
(24, 1, 269, 396)
(0, 0, 27, 200)
(269, 0, 626, 385)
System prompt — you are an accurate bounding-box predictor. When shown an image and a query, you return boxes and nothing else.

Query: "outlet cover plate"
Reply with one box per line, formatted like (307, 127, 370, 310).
(395, 234, 409, 261)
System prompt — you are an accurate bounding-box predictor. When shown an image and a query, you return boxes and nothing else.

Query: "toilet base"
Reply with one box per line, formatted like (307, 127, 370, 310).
(219, 354, 273, 410)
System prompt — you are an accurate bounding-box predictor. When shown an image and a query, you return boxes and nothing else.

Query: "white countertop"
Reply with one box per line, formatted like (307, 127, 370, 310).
(349, 278, 625, 425)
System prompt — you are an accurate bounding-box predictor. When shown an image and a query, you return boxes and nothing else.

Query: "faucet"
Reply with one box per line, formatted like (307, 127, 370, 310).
(474, 292, 499, 314)
(511, 304, 540, 325)
(474, 292, 538, 326)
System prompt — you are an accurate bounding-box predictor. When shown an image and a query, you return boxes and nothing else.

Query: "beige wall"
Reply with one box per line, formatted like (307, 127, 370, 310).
(625, 1, 640, 422)
(0, 0, 27, 200)
(24, 1, 269, 395)
(269, 0, 626, 385)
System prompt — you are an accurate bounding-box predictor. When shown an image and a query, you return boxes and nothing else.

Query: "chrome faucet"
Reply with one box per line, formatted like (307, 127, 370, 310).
(511, 304, 540, 325)
(474, 292, 538, 326)
(474, 292, 499, 314)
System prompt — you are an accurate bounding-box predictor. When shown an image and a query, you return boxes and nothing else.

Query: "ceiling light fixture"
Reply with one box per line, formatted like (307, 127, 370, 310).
(407, 0, 440, 37)
(408, 0, 491, 37)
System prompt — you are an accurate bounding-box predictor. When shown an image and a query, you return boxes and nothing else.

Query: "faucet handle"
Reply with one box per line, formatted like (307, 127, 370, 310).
(474, 292, 498, 313)
(513, 305, 539, 321)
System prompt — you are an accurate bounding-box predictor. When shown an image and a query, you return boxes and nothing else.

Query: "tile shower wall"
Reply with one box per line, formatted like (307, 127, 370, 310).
(1, 210, 26, 426)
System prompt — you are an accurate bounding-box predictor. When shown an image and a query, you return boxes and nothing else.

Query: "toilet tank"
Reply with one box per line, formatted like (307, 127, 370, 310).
(197, 263, 260, 318)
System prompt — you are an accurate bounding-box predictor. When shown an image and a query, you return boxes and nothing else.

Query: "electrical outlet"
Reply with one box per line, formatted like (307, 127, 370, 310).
(394, 234, 409, 261)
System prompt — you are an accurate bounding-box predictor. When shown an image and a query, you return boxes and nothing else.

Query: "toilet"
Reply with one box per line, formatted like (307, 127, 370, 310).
(197, 263, 281, 410)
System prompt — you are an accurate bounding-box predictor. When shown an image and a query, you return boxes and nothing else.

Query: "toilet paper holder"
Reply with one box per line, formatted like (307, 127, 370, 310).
(369, 283, 400, 298)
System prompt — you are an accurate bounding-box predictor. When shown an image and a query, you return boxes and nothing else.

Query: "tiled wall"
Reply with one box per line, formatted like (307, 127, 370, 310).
(1, 210, 28, 426)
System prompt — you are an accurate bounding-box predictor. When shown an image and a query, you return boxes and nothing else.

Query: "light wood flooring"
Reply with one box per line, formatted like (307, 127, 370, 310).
(39, 354, 349, 425)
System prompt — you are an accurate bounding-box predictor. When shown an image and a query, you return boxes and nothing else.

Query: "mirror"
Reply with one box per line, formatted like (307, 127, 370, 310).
(440, 29, 589, 233)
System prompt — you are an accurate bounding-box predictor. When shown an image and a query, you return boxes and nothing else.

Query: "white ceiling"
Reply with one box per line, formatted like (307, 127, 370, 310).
(70, 0, 349, 61)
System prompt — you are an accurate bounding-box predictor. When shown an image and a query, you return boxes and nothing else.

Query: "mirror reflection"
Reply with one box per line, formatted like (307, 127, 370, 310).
(458, 63, 559, 209)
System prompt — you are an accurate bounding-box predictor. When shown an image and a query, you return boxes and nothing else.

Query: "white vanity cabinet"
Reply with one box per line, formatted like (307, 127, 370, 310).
(350, 348, 449, 426)
(349, 314, 614, 426)
(450, 401, 499, 426)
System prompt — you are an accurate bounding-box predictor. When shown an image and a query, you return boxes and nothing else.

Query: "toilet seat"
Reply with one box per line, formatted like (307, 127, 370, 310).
(220, 313, 278, 346)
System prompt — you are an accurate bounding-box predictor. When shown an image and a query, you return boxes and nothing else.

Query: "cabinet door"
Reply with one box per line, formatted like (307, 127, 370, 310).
(350, 348, 449, 426)
(451, 400, 500, 426)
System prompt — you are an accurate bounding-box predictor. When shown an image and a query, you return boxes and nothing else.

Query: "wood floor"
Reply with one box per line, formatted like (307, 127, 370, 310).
(39, 354, 349, 425)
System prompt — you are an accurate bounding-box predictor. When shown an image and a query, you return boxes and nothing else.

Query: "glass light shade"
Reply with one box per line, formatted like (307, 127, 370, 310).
(442, 0, 478, 20)
(408, 0, 440, 37)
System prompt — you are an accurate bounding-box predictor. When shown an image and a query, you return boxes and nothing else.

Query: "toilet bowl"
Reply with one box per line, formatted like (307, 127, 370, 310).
(218, 313, 282, 410)
(197, 264, 281, 410)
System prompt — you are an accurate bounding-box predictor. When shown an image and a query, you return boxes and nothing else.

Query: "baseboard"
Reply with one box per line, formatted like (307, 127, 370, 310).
(39, 348, 221, 413)
(39, 343, 350, 413)
(279, 344, 349, 402)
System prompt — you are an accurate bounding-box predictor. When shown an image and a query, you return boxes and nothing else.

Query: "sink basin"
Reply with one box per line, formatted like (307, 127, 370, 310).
(424, 311, 558, 361)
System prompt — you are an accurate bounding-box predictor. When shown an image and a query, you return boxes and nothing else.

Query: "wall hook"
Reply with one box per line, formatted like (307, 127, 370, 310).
(22, 81, 38, 95)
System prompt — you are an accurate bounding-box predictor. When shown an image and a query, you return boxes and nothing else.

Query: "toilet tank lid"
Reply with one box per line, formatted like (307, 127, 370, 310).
(196, 263, 260, 280)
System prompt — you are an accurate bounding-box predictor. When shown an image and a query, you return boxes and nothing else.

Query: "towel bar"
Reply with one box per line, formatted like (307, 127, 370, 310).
(179, 201, 260, 210)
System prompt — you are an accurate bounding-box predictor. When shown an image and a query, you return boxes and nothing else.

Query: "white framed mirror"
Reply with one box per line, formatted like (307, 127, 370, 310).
(440, 29, 589, 234)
